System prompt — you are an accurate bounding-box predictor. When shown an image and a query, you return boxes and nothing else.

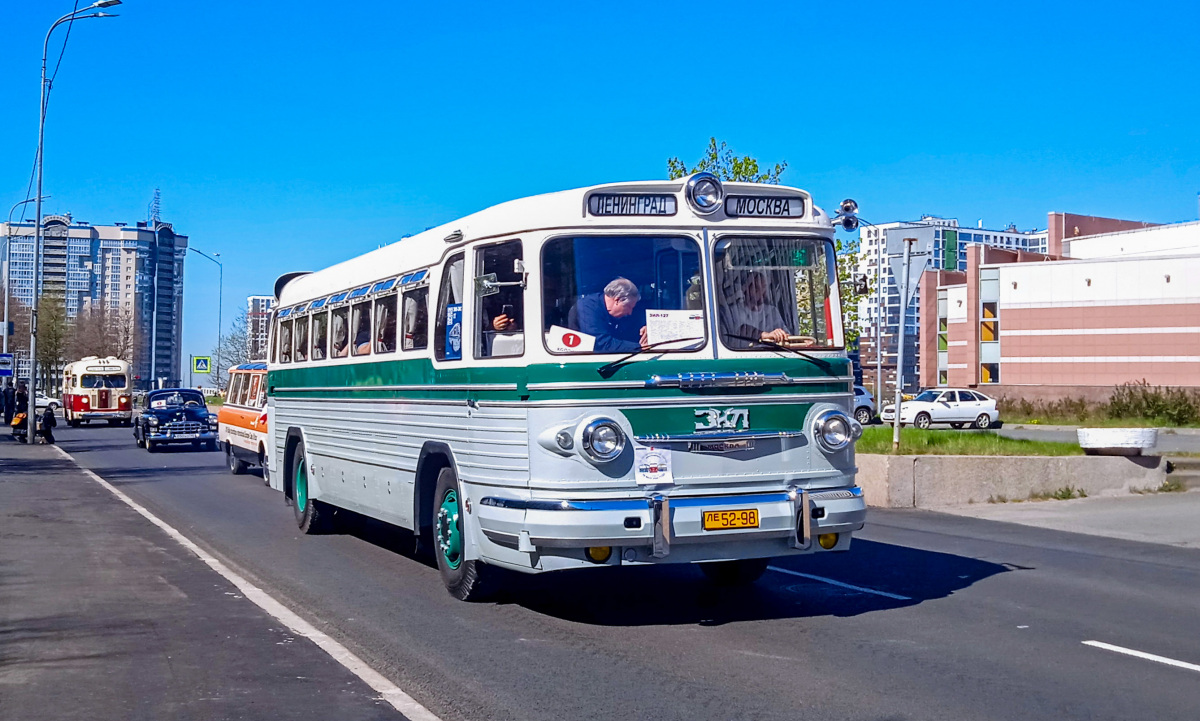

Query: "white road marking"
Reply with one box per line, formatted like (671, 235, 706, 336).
(767, 566, 912, 601)
(52, 446, 442, 721)
(1083, 640, 1200, 674)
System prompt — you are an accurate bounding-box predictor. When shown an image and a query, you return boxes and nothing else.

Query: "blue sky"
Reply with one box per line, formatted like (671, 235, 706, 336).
(3, 0, 1198, 363)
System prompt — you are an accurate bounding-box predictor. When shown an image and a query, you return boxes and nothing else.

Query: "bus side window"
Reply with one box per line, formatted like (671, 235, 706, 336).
(247, 373, 261, 407)
(476, 240, 524, 359)
(375, 295, 397, 353)
(279, 320, 293, 364)
(402, 287, 428, 350)
(228, 373, 244, 405)
(294, 315, 310, 362)
(331, 307, 350, 358)
(434, 253, 465, 361)
(312, 311, 328, 361)
(351, 301, 372, 356)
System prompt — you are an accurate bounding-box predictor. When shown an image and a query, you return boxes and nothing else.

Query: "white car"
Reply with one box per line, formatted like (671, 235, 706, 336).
(880, 388, 999, 430)
(35, 391, 60, 412)
(852, 385, 875, 425)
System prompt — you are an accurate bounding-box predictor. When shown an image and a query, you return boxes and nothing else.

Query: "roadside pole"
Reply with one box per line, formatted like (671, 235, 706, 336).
(891, 237, 915, 452)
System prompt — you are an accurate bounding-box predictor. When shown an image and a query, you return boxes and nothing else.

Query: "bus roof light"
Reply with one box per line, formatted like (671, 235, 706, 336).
(685, 173, 724, 216)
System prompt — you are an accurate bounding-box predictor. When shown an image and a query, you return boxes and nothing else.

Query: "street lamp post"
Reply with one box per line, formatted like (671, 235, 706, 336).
(27, 0, 121, 443)
(189, 247, 223, 392)
(5, 195, 49, 354)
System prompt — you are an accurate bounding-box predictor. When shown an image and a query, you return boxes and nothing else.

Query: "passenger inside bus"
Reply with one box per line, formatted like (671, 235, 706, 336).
(352, 301, 371, 355)
(311, 312, 328, 361)
(479, 241, 524, 358)
(331, 308, 349, 358)
(376, 296, 397, 353)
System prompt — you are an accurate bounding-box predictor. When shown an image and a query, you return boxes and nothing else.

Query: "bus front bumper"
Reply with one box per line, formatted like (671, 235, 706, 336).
(75, 411, 131, 421)
(476, 487, 866, 561)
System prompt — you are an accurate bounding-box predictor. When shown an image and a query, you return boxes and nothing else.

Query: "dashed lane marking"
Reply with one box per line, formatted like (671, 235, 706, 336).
(1083, 640, 1200, 674)
(767, 566, 912, 601)
(52, 445, 442, 721)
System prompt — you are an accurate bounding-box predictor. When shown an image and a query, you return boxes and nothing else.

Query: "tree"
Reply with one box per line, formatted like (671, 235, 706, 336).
(69, 304, 139, 362)
(665, 139, 863, 345)
(211, 308, 250, 391)
(34, 294, 70, 393)
(667, 137, 787, 183)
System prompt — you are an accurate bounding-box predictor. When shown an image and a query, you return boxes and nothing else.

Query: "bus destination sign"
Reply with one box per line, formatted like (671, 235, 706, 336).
(588, 194, 677, 216)
(724, 195, 806, 218)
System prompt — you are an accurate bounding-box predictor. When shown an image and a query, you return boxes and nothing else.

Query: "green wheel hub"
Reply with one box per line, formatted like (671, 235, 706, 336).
(295, 458, 308, 512)
(437, 489, 463, 570)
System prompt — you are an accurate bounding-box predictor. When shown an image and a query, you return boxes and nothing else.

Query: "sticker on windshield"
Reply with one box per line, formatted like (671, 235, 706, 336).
(546, 325, 596, 353)
(645, 310, 704, 347)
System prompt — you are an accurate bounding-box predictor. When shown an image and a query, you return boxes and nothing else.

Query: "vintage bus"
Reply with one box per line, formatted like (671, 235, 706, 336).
(62, 356, 133, 427)
(268, 173, 867, 600)
(218, 363, 271, 482)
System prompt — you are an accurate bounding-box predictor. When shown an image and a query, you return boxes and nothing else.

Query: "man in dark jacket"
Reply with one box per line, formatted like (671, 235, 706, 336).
(2, 381, 14, 425)
(38, 406, 57, 444)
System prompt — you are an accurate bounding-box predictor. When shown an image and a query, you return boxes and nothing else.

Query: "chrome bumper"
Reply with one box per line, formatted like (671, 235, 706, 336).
(77, 411, 130, 420)
(147, 430, 217, 442)
(476, 487, 867, 557)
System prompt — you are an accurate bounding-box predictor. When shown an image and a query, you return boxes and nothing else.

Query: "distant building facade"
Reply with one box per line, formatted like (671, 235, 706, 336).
(855, 216, 1048, 393)
(2, 215, 188, 388)
(247, 295, 274, 360)
(920, 216, 1200, 401)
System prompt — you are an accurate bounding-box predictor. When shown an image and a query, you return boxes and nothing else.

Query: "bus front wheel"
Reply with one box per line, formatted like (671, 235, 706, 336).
(291, 440, 331, 534)
(433, 467, 493, 602)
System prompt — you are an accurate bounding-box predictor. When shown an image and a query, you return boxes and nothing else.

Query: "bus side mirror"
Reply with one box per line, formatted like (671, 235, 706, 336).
(475, 273, 501, 297)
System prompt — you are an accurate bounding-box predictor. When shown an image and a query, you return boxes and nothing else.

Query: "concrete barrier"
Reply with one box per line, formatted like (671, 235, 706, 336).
(855, 453, 1169, 508)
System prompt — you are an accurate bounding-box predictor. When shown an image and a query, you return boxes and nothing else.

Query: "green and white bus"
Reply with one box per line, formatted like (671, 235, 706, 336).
(267, 173, 867, 600)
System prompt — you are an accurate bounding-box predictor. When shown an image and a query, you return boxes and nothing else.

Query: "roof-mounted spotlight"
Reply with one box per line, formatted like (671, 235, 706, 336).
(685, 172, 724, 216)
(833, 198, 860, 231)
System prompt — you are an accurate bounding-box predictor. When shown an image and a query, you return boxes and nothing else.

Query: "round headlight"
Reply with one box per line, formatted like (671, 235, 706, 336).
(814, 410, 853, 452)
(147, 415, 158, 426)
(581, 419, 626, 463)
(685, 172, 724, 215)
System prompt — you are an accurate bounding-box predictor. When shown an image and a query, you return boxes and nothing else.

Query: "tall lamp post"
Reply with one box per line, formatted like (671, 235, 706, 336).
(189, 247, 223, 392)
(28, 0, 120, 443)
(5, 195, 49, 354)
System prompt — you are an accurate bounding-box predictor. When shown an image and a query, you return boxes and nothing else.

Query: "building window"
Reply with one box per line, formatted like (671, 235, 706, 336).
(980, 363, 999, 383)
(938, 370, 948, 385)
(938, 318, 948, 351)
(981, 302, 999, 341)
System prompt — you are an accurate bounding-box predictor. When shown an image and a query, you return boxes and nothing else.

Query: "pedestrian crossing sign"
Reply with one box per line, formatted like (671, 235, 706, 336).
(193, 356, 212, 374)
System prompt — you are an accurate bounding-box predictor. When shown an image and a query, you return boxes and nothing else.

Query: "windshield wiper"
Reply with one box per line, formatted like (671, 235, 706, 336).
(597, 337, 704, 378)
(724, 334, 839, 376)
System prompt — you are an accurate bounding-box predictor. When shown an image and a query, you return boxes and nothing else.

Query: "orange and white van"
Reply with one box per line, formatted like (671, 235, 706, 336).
(218, 363, 271, 480)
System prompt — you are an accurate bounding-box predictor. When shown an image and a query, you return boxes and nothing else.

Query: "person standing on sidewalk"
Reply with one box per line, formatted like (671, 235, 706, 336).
(2, 381, 14, 426)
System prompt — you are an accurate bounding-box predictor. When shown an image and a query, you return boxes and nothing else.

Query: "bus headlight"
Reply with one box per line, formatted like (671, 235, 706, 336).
(813, 410, 855, 452)
(581, 419, 626, 463)
(685, 172, 723, 215)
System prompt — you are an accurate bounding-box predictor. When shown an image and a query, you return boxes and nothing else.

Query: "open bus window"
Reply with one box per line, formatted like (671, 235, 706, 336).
(713, 236, 842, 350)
(434, 253, 465, 361)
(375, 295, 397, 353)
(279, 320, 293, 363)
(540, 236, 705, 354)
(331, 307, 349, 358)
(312, 311, 328, 361)
(294, 316, 310, 362)
(351, 301, 372, 356)
(402, 287, 428, 350)
(476, 240, 524, 359)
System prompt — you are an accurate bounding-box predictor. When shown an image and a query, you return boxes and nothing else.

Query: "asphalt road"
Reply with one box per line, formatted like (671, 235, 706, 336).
(42, 424, 1200, 720)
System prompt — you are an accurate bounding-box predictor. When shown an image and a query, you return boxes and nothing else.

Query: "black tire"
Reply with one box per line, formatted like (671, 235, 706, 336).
(227, 444, 248, 475)
(291, 440, 331, 534)
(950, 422, 964, 429)
(260, 448, 271, 486)
(433, 466, 492, 601)
(975, 414, 992, 430)
(700, 558, 770, 586)
(146, 439, 157, 453)
(854, 407, 873, 425)
(124, 418, 133, 427)
(914, 412, 932, 430)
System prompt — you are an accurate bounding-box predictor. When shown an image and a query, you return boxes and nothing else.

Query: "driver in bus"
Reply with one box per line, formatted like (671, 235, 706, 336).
(721, 270, 791, 347)
(570, 277, 650, 353)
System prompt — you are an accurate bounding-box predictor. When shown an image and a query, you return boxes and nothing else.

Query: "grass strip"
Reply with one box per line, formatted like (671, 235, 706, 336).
(857, 426, 1083, 456)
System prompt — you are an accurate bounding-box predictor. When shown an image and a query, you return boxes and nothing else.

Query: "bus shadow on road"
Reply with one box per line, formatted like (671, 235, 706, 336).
(491, 540, 1011, 626)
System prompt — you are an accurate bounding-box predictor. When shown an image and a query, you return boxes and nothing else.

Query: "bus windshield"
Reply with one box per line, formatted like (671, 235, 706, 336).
(81, 374, 127, 389)
(541, 236, 705, 355)
(714, 236, 841, 350)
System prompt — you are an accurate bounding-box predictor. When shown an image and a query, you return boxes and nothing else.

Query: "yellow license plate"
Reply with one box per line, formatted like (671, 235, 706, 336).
(702, 508, 759, 531)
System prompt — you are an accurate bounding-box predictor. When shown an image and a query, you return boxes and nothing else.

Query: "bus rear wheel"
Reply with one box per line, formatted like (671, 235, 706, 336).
(700, 558, 770, 586)
(227, 443, 248, 475)
(433, 467, 492, 601)
(291, 440, 331, 534)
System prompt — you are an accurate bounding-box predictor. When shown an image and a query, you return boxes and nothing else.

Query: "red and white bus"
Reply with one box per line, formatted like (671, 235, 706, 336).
(62, 356, 133, 427)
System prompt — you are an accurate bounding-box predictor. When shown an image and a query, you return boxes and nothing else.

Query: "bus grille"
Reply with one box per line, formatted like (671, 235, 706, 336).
(165, 421, 205, 434)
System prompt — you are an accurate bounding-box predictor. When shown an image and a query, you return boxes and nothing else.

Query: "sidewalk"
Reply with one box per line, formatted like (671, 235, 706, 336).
(0, 441, 403, 721)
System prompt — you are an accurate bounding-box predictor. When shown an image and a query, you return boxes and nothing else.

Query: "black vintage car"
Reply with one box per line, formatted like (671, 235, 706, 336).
(133, 388, 219, 452)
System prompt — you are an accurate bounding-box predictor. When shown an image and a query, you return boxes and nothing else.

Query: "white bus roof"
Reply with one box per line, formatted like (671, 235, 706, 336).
(276, 178, 833, 308)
